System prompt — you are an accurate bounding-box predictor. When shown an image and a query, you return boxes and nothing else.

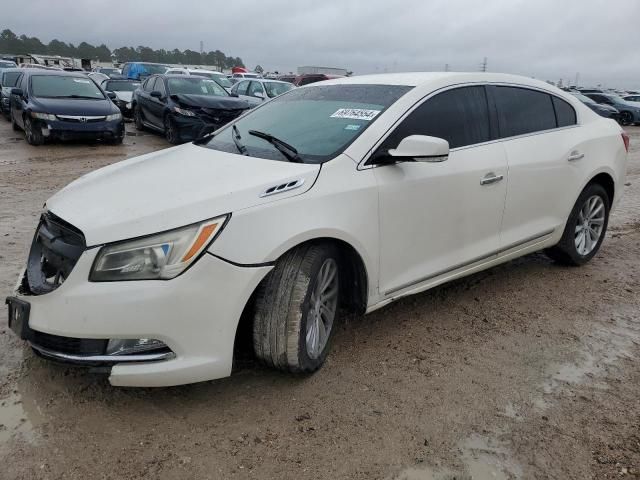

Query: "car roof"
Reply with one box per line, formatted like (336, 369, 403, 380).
(318, 72, 568, 91)
(20, 69, 90, 78)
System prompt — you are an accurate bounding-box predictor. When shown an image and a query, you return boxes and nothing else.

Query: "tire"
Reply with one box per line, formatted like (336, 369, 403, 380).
(24, 116, 44, 146)
(252, 243, 341, 373)
(133, 105, 144, 131)
(110, 134, 123, 145)
(545, 183, 610, 266)
(164, 114, 180, 144)
(11, 112, 20, 131)
(620, 111, 633, 126)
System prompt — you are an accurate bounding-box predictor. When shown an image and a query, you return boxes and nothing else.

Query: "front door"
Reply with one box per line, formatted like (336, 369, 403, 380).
(374, 85, 508, 297)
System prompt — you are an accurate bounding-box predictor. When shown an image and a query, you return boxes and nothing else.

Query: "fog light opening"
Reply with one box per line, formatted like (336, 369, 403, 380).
(106, 338, 170, 356)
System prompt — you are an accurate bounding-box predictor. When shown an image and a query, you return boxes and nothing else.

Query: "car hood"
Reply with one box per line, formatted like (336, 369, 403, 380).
(170, 94, 249, 111)
(46, 143, 321, 246)
(31, 97, 116, 116)
(114, 91, 133, 102)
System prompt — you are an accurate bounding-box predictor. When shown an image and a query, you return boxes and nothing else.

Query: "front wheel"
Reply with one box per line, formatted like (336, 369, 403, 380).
(24, 116, 44, 146)
(252, 243, 340, 373)
(546, 183, 610, 266)
(133, 105, 144, 131)
(164, 114, 181, 144)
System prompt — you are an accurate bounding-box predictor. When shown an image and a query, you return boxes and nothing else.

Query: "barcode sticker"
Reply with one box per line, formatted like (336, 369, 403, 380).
(331, 108, 381, 121)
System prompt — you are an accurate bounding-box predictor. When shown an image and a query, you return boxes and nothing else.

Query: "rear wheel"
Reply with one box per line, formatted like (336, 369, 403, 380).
(620, 111, 633, 125)
(164, 114, 180, 144)
(546, 183, 610, 266)
(24, 116, 44, 146)
(252, 243, 340, 373)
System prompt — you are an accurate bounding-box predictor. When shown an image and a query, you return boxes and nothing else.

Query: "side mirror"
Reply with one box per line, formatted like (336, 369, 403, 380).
(150, 90, 163, 99)
(106, 91, 116, 100)
(388, 135, 449, 162)
(229, 91, 239, 97)
(11, 88, 23, 97)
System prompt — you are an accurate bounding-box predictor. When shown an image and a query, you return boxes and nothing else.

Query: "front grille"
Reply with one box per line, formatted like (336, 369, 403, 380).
(31, 330, 107, 356)
(24, 212, 86, 295)
(55, 115, 107, 123)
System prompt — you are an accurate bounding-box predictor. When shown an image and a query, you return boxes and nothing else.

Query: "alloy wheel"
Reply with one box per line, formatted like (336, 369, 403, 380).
(575, 195, 605, 256)
(306, 258, 339, 359)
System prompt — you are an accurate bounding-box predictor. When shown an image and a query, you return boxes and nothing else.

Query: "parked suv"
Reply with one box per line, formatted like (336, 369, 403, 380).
(6, 73, 627, 387)
(9, 70, 124, 145)
(132, 74, 249, 143)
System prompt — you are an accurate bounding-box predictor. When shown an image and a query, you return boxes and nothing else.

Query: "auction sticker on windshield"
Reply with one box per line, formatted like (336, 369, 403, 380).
(331, 108, 381, 121)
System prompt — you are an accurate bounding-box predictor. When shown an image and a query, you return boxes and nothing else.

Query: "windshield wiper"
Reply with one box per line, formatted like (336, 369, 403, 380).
(232, 125, 249, 156)
(248, 130, 302, 163)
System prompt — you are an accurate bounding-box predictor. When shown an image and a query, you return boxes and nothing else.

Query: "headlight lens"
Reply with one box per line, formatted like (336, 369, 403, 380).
(173, 107, 196, 117)
(31, 112, 57, 121)
(90, 216, 227, 281)
(106, 112, 122, 121)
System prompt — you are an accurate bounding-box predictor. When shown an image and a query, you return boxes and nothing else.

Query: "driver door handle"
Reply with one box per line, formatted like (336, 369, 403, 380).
(480, 173, 504, 186)
(568, 150, 585, 162)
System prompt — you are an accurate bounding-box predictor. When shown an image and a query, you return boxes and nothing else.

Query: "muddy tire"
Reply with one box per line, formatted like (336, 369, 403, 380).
(546, 183, 610, 266)
(24, 116, 44, 146)
(133, 105, 144, 131)
(252, 243, 340, 373)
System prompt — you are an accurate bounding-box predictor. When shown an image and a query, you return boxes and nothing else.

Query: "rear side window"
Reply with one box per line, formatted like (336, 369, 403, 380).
(552, 97, 577, 127)
(493, 86, 556, 137)
(381, 86, 491, 150)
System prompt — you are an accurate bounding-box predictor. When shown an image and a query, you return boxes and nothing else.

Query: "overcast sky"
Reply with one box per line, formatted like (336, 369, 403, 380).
(4, 0, 640, 87)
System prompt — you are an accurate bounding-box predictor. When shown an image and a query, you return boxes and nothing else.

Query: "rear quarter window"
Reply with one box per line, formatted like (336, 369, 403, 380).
(492, 86, 556, 138)
(552, 96, 577, 127)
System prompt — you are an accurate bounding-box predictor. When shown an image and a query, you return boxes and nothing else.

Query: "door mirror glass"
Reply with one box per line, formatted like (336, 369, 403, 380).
(150, 90, 162, 98)
(10, 87, 23, 97)
(388, 135, 450, 162)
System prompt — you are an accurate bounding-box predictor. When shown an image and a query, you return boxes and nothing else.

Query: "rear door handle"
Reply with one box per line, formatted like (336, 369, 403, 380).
(568, 150, 584, 162)
(480, 173, 504, 186)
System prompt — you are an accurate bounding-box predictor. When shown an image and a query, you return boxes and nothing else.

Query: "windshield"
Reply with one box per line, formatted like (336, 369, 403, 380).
(571, 92, 596, 104)
(1, 71, 21, 87)
(191, 71, 233, 88)
(31, 75, 105, 99)
(167, 77, 228, 96)
(264, 81, 294, 98)
(204, 84, 412, 163)
(99, 68, 118, 75)
(0, 61, 17, 69)
(104, 80, 140, 92)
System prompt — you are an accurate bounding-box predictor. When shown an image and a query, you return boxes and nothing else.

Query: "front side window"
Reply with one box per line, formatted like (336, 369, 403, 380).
(235, 80, 250, 96)
(30, 75, 105, 99)
(493, 86, 556, 137)
(153, 78, 166, 96)
(1, 71, 22, 87)
(248, 81, 264, 97)
(380, 86, 491, 151)
(167, 77, 227, 97)
(143, 76, 155, 92)
(204, 84, 412, 163)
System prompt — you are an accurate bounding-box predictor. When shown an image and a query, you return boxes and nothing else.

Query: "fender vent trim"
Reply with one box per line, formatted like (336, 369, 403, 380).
(260, 178, 305, 198)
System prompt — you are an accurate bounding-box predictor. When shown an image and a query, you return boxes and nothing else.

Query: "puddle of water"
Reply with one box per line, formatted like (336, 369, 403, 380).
(0, 387, 45, 446)
(392, 434, 521, 480)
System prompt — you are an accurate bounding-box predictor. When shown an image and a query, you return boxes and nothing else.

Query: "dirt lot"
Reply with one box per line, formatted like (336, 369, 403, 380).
(0, 118, 639, 480)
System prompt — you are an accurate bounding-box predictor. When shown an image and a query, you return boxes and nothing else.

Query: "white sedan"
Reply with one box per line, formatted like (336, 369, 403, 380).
(230, 78, 294, 106)
(6, 73, 628, 387)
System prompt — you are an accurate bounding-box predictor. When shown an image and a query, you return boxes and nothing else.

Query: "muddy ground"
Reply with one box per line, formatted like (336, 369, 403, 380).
(0, 118, 638, 480)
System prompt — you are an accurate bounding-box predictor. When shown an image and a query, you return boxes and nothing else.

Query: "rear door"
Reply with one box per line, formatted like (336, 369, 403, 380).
(374, 85, 508, 296)
(490, 86, 583, 250)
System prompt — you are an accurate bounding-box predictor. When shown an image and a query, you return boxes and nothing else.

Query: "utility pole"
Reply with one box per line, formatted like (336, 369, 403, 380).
(199, 40, 204, 65)
(480, 57, 488, 72)
(444, 63, 450, 72)
(574, 72, 580, 88)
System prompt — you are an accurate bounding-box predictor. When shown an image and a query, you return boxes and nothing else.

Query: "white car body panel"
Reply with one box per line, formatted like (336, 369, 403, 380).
(11, 72, 628, 386)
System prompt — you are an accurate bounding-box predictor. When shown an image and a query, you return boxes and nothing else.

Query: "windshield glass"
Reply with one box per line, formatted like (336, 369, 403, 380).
(1, 71, 21, 87)
(571, 92, 596, 104)
(167, 77, 228, 96)
(99, 68, 118, 75)
(204, 84, 412, 163)
(31, 75, 105, 99)
(191, 71, 233, 88)
(0, 61, 17, 69)
(142, 64, 169, 75)
(104, 80, 140, 92)
(264, 81, 294, 98)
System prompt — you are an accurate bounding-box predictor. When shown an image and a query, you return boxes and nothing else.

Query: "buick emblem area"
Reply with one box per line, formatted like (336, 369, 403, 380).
(25, 213, 86, 295)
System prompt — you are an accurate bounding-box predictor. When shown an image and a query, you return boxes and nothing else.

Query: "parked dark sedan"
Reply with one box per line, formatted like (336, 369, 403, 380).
(0, 68, 22, 118)
(570, 91, 620, 121)
(9, 70, 124, 145)
(583, 92, 640, 125)
(132, 74, 250, 144)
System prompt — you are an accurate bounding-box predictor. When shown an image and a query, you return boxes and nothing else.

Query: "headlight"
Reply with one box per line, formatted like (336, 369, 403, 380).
(31, 112, 57, 121)
(90, 216, 228, 281)
(126, 102, 132, 109)
(106, 113, 122, 121)
(173, 107, 196, 117)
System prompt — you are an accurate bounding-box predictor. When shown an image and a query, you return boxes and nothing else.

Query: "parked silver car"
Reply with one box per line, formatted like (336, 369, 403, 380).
(230, 78, 294, 107)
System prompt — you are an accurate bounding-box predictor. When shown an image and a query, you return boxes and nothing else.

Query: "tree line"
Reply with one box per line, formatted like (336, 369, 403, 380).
(0, 29, 245, 69)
